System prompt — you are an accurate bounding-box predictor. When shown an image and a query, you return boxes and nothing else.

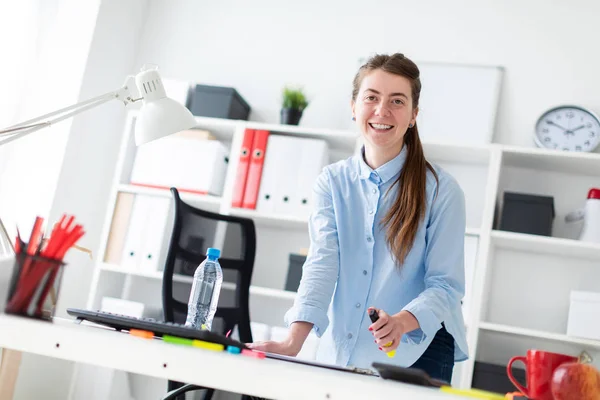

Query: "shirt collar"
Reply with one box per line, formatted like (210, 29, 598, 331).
(357, 145, 408, 185)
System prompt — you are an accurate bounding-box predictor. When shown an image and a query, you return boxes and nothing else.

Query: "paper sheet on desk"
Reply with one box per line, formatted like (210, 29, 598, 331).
(264, 352, 378, 376)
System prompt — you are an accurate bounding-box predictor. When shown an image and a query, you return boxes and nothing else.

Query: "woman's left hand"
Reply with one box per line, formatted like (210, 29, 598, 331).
(368, 307, 406, 352)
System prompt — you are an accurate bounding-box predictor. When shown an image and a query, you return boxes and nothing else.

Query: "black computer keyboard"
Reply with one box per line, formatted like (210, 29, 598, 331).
(66, 308, 247, 350)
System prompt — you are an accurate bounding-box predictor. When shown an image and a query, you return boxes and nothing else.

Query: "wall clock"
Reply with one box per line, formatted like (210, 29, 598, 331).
(534, 105, 600, 152)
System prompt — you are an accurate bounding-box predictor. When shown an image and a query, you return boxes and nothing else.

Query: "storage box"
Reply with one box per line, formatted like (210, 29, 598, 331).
(187, 84, 250, 120)
(499, 191, 555, 236)
(130, 133, 229, 196)
(567, 290, 600, 341)
(284, 253, 307, 292)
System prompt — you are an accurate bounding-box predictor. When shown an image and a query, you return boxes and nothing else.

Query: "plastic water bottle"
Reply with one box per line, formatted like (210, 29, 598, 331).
(185, 248, 223, 330)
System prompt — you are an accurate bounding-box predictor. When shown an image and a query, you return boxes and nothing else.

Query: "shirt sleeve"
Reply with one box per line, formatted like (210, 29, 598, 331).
(284, 170, 340, 337)
(402, 174, 466, 344)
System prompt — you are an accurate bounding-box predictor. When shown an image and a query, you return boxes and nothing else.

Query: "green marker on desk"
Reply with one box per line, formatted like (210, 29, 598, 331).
(369, 309, 395, 358)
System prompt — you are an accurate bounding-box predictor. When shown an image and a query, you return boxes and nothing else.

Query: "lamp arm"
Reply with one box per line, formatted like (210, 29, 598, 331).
(0, 82, 136, 147)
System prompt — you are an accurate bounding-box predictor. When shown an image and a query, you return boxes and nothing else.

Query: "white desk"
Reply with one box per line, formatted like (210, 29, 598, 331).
(0, 313, 475, 400)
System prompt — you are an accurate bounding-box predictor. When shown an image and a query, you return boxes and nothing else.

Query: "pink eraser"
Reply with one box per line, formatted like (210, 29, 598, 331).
(241, 349, 266, 359)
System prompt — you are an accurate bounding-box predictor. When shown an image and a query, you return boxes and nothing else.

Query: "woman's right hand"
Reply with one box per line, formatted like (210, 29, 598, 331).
(245, 339, 300, 357)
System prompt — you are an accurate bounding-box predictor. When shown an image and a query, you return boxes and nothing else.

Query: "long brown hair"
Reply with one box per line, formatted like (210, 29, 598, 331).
(352, 53, 438, 266)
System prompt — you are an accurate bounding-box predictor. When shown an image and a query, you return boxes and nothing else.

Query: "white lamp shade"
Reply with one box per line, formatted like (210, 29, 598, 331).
(133, 66, 196, 146)
(134, 97, 196, 146)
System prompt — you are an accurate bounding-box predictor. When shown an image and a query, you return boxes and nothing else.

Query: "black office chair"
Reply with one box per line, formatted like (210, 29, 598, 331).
(162, 187, 256, 400)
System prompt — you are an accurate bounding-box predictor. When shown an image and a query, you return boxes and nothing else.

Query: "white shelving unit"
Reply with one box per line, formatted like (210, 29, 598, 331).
(85, 110, 600, 394)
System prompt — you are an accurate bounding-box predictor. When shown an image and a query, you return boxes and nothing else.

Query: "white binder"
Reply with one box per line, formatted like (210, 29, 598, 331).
(138, 197, 172, 273)
(272, 136, 303, 216)
(256, 135, 294, 214)
(292, 138, 329, 219)
(120, 195, 154, 270)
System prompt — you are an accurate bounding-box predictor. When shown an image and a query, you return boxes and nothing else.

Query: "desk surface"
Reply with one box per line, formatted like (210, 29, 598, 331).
(0, 313, 473, 400)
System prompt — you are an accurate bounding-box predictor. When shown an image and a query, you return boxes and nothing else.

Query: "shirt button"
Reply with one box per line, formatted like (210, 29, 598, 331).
(369, 210, 374, 215)
(372, 189, 377, 194)
(367, 236, 372, 242)
(348, 333, 353, 339)
(356, 303, 361, 308)
(363, 270, 367, 275)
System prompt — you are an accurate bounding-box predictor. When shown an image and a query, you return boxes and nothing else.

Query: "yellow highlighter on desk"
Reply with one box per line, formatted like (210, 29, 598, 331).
(439, 386, 508, 399)
(369, 309, 395, 358)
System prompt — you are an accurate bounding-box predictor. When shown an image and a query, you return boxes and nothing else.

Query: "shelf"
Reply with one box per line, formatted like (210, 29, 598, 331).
(117, 184, 222, 206)
(193, 116, 241, 141)
(99, 263, 296, 301)
(222, 282, 297, 301)
(229, 208, 308, 229)
(465, 227, 480, 237)
(491, 230, 600, 261)
(100, 262, 193, 284)
(501, 145, 600, 176)
(479, 322, 600, 349)
(243, 121, 358, 152)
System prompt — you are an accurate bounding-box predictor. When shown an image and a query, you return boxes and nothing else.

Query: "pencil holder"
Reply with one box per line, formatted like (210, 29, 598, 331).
(5, 252, 66, 321)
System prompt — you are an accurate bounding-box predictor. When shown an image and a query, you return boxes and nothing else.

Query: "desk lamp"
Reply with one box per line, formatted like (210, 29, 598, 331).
(0, 65, 196, 253)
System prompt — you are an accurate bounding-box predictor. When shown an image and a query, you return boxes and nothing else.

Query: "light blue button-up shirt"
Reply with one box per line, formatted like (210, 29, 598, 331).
(284, 145, 469, 370)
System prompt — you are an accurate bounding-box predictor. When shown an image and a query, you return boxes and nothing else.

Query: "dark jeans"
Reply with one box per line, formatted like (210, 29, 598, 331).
(409, 323, 455, 384)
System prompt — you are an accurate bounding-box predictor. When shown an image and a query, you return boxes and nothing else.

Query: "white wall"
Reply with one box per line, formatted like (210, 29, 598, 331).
(12, 2, 150, 400)
(0, 0, 100, 241)
(49, 0, 149, 319)
(134, 0, 600, 149)
(6, 2, 103, 400)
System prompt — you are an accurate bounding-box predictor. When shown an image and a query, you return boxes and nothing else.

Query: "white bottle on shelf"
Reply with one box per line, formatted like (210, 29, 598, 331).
(566, 188, 600, 244)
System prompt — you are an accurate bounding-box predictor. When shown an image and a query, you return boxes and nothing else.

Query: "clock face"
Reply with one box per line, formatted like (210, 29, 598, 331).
(534, 106, 600, 152)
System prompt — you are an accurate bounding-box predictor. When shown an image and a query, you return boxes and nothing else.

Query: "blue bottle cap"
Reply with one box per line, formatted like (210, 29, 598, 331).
(206, 248, 221, 259)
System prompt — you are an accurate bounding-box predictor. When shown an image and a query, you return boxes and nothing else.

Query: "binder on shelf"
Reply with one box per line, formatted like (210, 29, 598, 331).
(104, 192, 135, 265)
(120, 194, 173, 272)
(292, 138, 329, 219)
(242, 129, 269, 209)
(138, 197, 172, 273)
(120, 195, 153, 270)
(256, 135, 291, 214)
(271, 136, 303, 216)
(231, 128, 256, 208)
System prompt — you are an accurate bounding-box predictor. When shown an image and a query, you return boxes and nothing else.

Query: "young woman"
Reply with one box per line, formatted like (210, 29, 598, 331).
(247, 53, 468, 383)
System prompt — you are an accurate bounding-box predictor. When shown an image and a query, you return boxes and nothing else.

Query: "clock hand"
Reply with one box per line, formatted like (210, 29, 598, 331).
(546, 120, 569, 131)
(568, 125, 585, 133)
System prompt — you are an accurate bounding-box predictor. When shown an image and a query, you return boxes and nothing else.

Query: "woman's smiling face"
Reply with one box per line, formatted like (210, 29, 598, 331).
(352, 68, 418, 152)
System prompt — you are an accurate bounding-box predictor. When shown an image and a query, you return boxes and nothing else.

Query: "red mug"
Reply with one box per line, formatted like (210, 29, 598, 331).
(507, 350, 578, 400)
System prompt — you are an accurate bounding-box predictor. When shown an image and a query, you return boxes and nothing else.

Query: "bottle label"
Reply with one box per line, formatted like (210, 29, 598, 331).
(192, 279, 215, 307)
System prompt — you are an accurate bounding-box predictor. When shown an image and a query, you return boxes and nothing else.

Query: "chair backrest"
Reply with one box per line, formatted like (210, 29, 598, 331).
(162, 187, 256, 344)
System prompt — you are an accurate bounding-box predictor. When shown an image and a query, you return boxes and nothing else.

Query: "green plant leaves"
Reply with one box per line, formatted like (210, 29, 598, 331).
(282, 86, 308, 111)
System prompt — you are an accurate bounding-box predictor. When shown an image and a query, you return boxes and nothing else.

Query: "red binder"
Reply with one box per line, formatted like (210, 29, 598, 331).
(242, 129, 269, 209)
(231, 128, 256, 207)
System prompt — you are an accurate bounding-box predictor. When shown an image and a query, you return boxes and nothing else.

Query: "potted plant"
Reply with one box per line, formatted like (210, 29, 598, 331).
(280, 86, 308, 125)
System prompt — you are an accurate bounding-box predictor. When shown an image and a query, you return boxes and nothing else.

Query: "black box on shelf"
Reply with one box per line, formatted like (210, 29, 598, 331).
(472, 361, 525, 394)
(498, 191, 555, 236)
(284, 253, 307, 292)
(187, 84, 250, 120)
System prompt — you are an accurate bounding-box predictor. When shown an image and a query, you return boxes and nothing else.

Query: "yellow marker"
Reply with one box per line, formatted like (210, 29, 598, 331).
(382, 342, 396, 358)
(440, 386, 506, 399)
(192, 340, 224, 352)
